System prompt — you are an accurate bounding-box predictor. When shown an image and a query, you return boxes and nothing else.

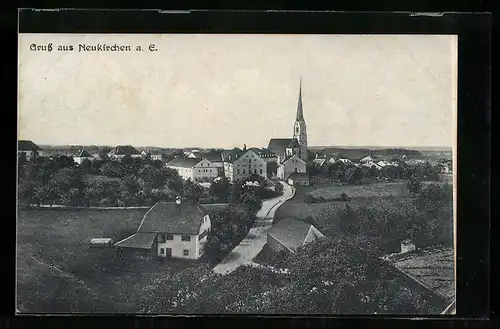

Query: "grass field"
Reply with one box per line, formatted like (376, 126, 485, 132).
(274, 181, 447, 223)
(17, 208, 193, 313)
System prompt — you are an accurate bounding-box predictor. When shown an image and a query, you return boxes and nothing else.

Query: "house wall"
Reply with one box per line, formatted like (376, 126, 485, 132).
(196, 214, 211, 258)
(267, 234, 289, 253)
(167, 165, 194, 181)
(231, 150, 267, 182)
(74, 156, 94, 165)
(151, 154, 162, 161)
(18, 150, 37, 161)
(156, 214, 211, 260)
(193, 159, 218, 182)
(109, 154, 142, 161)
(278, 156, 306, 180)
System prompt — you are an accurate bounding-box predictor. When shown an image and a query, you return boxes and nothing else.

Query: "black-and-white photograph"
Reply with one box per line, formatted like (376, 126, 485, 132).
(17, 33, 456, 315)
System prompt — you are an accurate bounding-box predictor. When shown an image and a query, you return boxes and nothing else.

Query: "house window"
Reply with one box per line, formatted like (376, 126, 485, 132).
(159, 248, 165, 255)
(183, 249, 189, 256)
(181, 235, 191, 241)
(254, 169, 257, 174)
(166, 234, 174, 240)
(165, 248, 172, 257)
(260, 169, 263, 174)
(158, 234, 165, 243)
(237, 169, 240, 174)
(295, 168, 298, 172)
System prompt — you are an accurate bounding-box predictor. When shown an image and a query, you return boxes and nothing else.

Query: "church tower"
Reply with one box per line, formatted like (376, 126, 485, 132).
(293, 78, 308, 161)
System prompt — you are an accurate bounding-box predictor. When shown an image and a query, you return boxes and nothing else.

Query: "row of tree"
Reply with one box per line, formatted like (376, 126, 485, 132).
(138, 233, 442, 314)
(308, 160, 442, 184)
(17, 155, 203, 207)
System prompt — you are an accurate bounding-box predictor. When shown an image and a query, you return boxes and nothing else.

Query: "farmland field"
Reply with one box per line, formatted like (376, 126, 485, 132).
(16, 208, 193, 313)
(274, 181, 448, 223)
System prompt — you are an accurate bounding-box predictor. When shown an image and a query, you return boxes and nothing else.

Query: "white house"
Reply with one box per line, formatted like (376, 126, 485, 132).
(72, 149, 95, 165)
(223, 149, 267, 182)
(18, 140, 42, 161)
(167, 157, 219, 182)
(277, 154, 307, 181)
(151, 154, 163, 161)
(108, 145, 142, 161)
(328, 157, 336, 164)
(114, 199, 211, 260)
(360, 156, 374, 163)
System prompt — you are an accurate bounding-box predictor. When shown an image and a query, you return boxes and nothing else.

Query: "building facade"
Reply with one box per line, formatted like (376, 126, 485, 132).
(72, 149, 95, 165)
(223, 149, 267, 182)
(18, 140, 42, 161)
(167, 157, 219, 182)
(114, 200, 211, 260)
(277, 154, 307, 181)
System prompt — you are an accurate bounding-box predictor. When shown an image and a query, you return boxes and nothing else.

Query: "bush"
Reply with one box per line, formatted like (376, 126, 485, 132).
(305, 194, 316, 204)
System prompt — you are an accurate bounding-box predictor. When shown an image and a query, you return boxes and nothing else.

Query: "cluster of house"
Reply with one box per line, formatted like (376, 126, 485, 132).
(312, 154, 453, 174)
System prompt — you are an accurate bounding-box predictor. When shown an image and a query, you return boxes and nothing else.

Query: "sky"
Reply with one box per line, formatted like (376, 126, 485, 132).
(18, 34, 457, 149)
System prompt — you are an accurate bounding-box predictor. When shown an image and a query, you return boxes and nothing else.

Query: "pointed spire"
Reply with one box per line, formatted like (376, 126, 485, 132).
(296, 78, 304, 121)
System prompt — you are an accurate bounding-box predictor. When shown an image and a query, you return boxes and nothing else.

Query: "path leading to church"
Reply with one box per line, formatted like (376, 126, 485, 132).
(212, 181, 295, 275)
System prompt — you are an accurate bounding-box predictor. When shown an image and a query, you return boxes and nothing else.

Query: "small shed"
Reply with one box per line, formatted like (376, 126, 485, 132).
(114, 233, 157, 259)
(89, 238, 114, 248)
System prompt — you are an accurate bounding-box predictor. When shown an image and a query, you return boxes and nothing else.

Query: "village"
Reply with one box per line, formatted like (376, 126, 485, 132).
(17, 81, 454, 315)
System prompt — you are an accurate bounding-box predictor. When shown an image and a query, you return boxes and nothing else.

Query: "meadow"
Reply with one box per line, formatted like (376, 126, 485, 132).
(16, 208, 193, 313)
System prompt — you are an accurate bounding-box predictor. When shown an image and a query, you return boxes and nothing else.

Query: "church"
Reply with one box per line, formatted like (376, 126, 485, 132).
(267, 78, 308, 163)
(267, 79, 309, 183)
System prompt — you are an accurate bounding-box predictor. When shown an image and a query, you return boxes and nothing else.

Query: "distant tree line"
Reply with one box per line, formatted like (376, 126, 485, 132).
(307, 160, 441, 185)
(17, 154, 200, 207)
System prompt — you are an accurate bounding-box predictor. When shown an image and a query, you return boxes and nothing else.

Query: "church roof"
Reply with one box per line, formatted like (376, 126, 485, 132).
(268, 138, 299, 154)
(296, 78, 304, 121)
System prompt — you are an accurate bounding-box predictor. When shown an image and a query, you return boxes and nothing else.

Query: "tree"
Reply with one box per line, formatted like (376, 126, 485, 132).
(266, 162, 278, 177)
(99, 161, 125, 178)
(183, 179, 202, 203)
(209, 177, 231, 202)
(406, 177, 422, 195)
(238, 190, 262, 214)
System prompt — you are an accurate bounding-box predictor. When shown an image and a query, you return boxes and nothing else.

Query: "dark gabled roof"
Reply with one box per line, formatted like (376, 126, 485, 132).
(248, 147, 277, 158)
(114, 232, 157, 249)
(137, 201, 207, 235)
(221, 149, 243, 163)
(108, 145, 141, 156)
(167, 157, 201, 168)
(384, 245, 455, 301)
(72, 149, 94, 158)
(18, 140, 41, 151)
(268, 138, 299, 154)
(200, 151, 223, 162)
(280, 154, 305, 165)
(268, 218, 319, 251)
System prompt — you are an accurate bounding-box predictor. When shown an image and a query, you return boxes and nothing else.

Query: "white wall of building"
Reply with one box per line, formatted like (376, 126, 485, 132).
(156, 214, 211, 260)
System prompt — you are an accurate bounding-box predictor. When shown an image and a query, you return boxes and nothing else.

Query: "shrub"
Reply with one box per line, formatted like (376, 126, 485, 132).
(305, 194, 316, 203)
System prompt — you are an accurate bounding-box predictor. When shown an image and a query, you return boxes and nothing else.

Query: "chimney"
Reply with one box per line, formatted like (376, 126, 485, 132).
(400, 239, 415, 254)
(243, 144, 247, 151)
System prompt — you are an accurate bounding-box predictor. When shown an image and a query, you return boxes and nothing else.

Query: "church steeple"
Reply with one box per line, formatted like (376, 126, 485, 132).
(293, 78, 308, 161)
(296, 77, 304, 121)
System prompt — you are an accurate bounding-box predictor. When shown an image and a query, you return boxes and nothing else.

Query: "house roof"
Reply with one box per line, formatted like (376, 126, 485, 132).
(137, 201, 207, 235)
(108, 145, 141, 156)
(202, 203, 230, 213)
(248, 147, 277, 158)
(221, 149, 242, 162)
(72, 149, 94, 158)
(267, 138, 299, 154)
(268, 218, 321, 252)
(200, 151, 223, 162)
(384, 245, 455, 301)
(167, 157, 201, 168)
(114, 232, 157, 249)
(18, 140, 41, 151)
(313, 158, 326, 166)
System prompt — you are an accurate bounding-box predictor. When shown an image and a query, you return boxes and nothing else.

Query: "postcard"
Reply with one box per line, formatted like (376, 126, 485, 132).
(17, 33, 457, 315)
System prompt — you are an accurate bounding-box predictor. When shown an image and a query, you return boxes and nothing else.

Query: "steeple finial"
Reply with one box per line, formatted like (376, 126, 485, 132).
(296, 78, 304, 121)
